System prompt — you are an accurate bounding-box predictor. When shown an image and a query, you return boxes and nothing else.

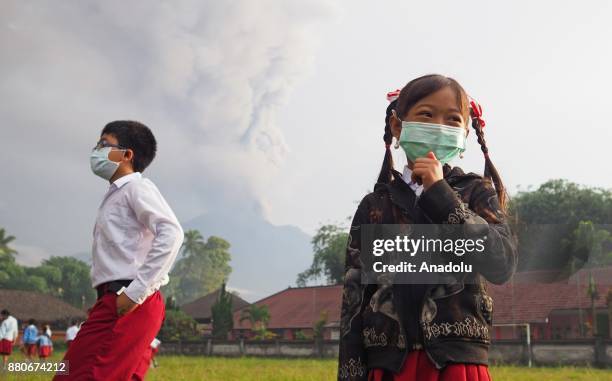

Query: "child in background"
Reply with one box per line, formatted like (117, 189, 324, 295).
(0, 310, 19, 369)
(64, 320, 79, 349)
(150, 337, 161, 368)
(133, 337, 162, 376)
(37, 329, 53, 361)
(43, 324, 52, 338)
(22, 319, 38, 361)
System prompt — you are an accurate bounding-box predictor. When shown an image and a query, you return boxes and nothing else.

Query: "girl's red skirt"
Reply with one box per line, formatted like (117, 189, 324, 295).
(368, 350, 491, 381)
(38, 345, 53, 358)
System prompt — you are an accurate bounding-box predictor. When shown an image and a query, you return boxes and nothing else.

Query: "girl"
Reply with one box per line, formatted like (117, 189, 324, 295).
(337, 74, 517, 381)
(37, 329, 53, 361)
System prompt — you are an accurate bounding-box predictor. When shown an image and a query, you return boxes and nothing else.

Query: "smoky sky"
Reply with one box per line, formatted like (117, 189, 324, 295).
(0, 1, 336, 268)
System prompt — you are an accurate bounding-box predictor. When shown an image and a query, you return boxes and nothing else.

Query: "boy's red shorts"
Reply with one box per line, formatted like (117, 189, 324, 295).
(39, 346, 53, 358)
(53, 290, 164, 381)
(25, 343, 37, 356)
(0, 339, 13, 355)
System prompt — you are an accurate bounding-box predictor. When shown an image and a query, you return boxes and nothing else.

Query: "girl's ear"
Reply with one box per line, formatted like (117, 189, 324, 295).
(390, 110, 402, 140)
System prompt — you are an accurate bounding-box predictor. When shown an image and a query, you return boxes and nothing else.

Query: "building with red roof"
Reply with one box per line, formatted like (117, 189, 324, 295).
(488, 266, 612, 340)
(230, 266, 612, 342)
(232, 285, 342, 340)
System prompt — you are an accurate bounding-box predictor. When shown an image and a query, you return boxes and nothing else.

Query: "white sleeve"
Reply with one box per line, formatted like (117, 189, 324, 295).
(124, 180, 184, 304)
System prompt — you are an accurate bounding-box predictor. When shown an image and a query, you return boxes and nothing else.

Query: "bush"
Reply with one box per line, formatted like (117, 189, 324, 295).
(159, 309, 199, 341)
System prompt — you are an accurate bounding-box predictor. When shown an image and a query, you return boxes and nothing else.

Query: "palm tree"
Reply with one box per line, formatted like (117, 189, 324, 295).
(0, 228, 17, 260)
(181, 230, 204, 258)
(587, 272, 600, 336)
(240, 305, 271, 334)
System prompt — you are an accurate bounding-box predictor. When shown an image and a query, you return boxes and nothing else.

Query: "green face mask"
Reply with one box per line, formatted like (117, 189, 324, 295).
(398, 121, 467, 164)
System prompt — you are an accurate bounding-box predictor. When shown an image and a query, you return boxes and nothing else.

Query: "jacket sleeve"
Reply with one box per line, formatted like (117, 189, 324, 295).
(338, 196, 370, 381)
(417, 178, 518, 285)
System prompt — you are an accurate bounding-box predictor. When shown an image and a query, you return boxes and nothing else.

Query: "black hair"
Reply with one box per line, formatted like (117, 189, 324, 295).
(28, 319, 35, 325)
(70, 319, 77, 325)
(377, 74, 507, 211)
(1, 309, 8, 316)
(101, 121, 157, 173)
(377, 99, 398, 184)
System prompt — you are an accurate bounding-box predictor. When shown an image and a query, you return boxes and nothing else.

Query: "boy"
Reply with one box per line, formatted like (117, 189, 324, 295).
(0, 310, 18, 369)
(22, 319, 38, 361)
(64, 320, 79, 349)
(54, 121, 184, 380)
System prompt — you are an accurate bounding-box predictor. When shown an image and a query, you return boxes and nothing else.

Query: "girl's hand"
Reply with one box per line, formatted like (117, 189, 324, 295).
(411, 151, 443, 190)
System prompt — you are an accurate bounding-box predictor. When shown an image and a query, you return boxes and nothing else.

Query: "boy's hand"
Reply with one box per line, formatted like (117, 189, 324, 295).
(116, 293, 138, 316)
(411, 151, 443, 190)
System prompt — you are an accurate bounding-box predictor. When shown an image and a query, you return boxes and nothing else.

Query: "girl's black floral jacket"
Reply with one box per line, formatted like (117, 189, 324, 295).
(337, 165, 518, 380)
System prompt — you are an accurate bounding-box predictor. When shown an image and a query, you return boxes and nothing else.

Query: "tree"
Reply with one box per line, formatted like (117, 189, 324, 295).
(569, 221, 612, 267)
(0, 228, 21, 286)
(181, 230, 205, 259)
(313, 310, 328, 340)
(297, 224, 348, 286)
(211, 283, 233, 339)
(313, 310, 328, 357)
(0, 228, 17, 259)
(165, 230, 232, 305)
(586, 272, 600, 336)
(509, 180, 612, 272)
(239, 305, 272, 340)
(37, 257, 96, 308)
(0, 229, 96, 307)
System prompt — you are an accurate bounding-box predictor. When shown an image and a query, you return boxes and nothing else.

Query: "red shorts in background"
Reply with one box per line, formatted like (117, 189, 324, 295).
(0, 339, 13, 355)
(39, 346, 53, 358)
(53, 290, 165, 381)
(25, 343, 37, 357)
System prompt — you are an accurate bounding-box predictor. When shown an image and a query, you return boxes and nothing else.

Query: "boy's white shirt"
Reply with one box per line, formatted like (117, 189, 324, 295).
(92, 172, 184, 304)
(0, 316, 19, 341)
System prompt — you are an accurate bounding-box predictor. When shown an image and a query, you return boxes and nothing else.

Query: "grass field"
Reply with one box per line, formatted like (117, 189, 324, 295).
(2, 352, 611, 380)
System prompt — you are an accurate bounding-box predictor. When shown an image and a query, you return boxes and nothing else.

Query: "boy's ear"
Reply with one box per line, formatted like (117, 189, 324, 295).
(124, 149, 134, 162)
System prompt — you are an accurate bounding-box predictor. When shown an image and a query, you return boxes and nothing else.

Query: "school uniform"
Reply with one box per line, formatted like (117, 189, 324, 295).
(23, 324, 38, 357)
(64, 325, 79, 348)
(54, 172, 183, 381)
(0, 315, 18, 355)
(338, 164, 518, 381)
(37, 335, 53, 358)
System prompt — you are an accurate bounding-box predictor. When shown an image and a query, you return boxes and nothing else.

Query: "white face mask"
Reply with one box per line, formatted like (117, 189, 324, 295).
(90, 147, 123, 181)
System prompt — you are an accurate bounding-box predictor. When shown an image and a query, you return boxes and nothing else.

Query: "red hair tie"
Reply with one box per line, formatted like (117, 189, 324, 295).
(468, 97, 486, 128)
(386, 89, 401, 102)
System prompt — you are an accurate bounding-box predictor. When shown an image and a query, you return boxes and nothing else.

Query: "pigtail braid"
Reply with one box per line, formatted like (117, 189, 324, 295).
(471, 117, 508, 212)
(377, 99, 398, 184)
